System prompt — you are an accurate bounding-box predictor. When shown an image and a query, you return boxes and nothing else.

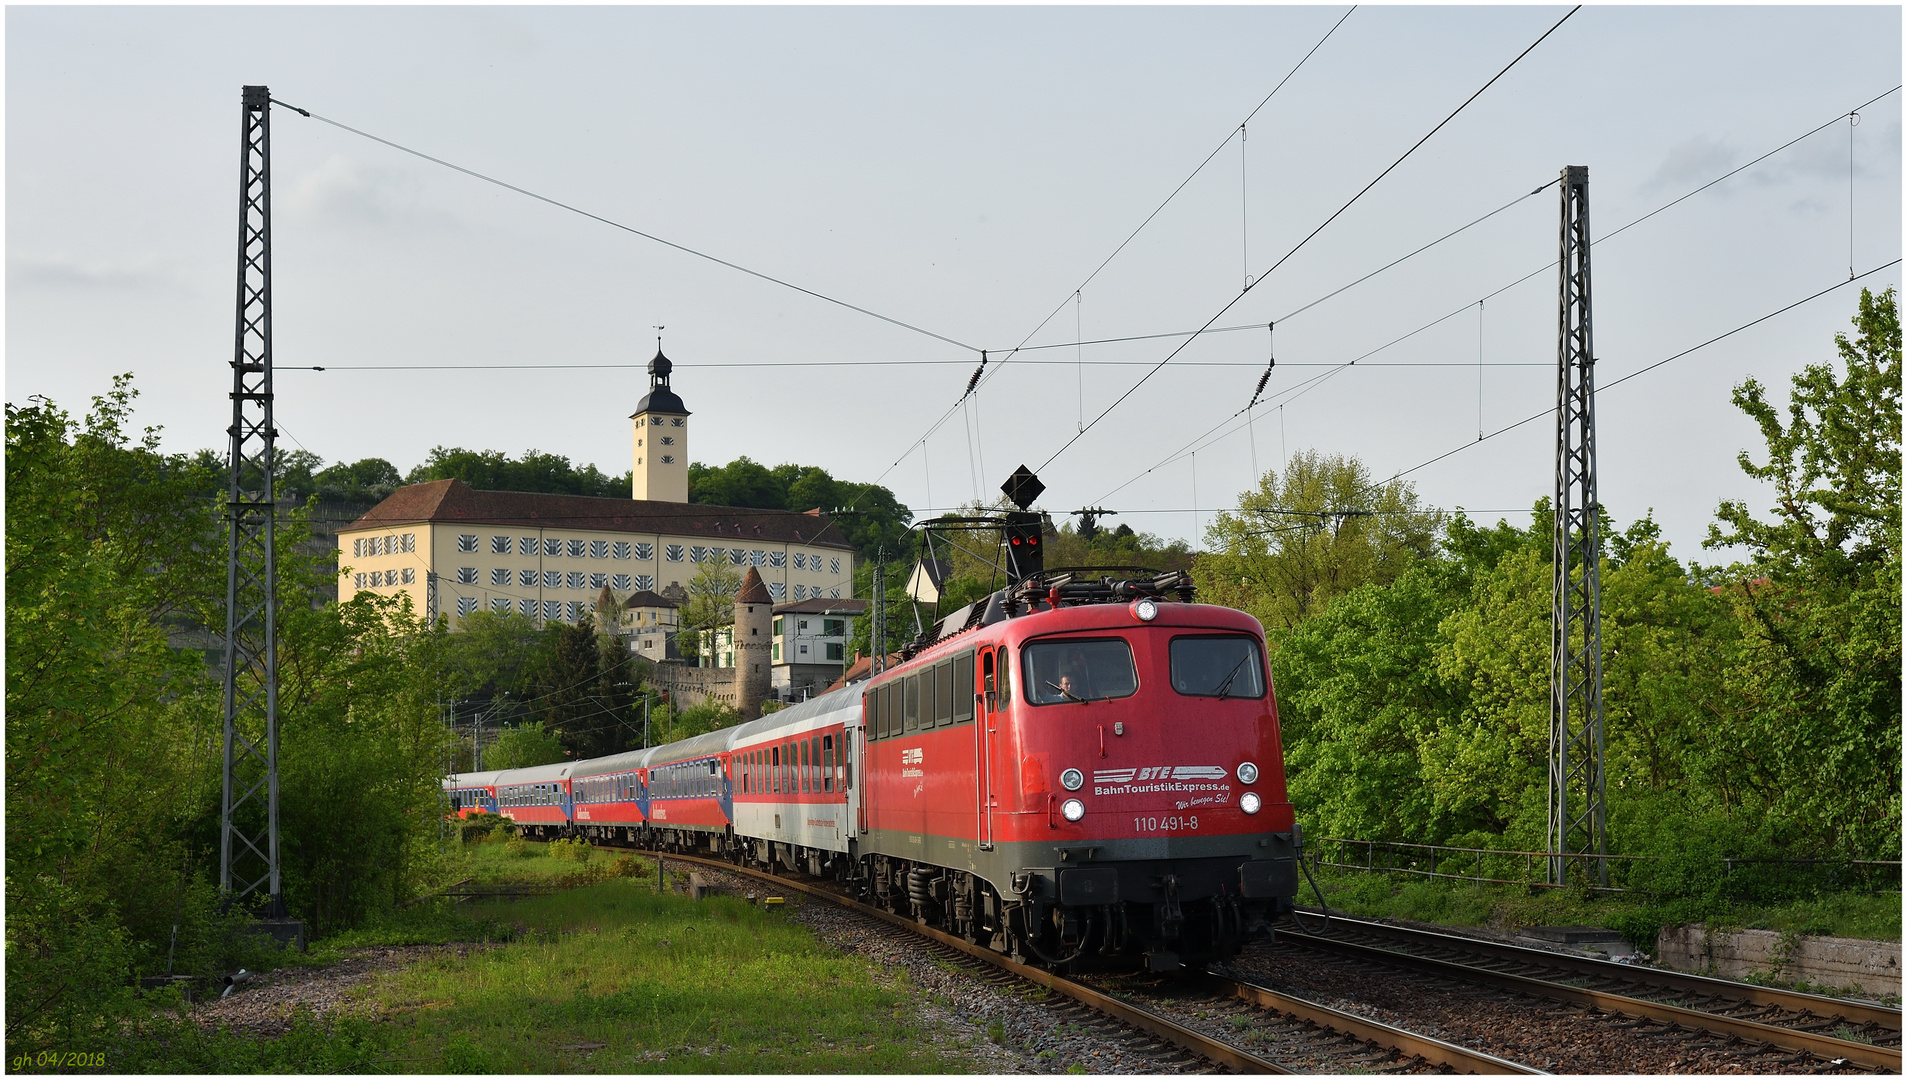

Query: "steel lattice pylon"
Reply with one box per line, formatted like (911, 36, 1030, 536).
(1548, 165, 1608, 888)
(221, 85, 283, 916)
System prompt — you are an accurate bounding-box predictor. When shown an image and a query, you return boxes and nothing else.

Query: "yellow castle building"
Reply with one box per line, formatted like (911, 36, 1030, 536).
(337, 349, 854, 627)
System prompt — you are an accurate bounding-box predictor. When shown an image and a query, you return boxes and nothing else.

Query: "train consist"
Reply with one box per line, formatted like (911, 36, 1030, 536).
(446, 568, 1300, 971)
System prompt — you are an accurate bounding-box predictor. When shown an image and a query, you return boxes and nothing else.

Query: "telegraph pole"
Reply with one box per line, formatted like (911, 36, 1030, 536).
(1548, 165, 1608, 887)
(221, 85, 284, 918)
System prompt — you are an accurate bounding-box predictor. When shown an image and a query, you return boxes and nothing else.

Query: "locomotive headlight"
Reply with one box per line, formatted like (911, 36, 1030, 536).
(1240, 792, 1263, 815)
(1236, 761, 1259, 784)
(1061, 798, 1086, 822)
(1133, 598, 1159, 622)
(1060, 768, 1084, 791)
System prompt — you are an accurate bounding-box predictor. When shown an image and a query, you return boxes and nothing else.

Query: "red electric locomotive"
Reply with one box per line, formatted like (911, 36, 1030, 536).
(850, 568, 1300, 971)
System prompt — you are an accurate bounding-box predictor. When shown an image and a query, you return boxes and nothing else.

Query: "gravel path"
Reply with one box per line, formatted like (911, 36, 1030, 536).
(189, 944, 492, 1036)
(694, 867, 1209, 1074)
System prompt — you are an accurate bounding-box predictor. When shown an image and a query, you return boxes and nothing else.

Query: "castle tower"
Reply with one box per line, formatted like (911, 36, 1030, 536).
(733, 567, 774, 720)
(631, 347, 690, 502)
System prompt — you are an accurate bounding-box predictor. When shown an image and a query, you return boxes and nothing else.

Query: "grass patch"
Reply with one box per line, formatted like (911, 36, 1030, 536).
(1309, 867, 1900, 948)
(363, 878, 971, 1072)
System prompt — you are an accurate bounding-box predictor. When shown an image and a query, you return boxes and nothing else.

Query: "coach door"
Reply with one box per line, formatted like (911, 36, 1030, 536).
(978, 649, 997, 850)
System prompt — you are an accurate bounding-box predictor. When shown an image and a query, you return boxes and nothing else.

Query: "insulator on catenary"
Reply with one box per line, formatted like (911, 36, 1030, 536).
(964, 350, 988, 399)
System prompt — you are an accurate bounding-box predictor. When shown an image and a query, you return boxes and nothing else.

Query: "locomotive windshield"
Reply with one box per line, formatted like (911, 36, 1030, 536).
(1169, 635, 1266, 699)
(1023, 638, 1138, 705)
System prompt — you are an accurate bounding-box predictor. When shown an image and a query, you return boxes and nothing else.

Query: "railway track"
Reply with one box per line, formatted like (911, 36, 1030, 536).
(657, 851, 1537, 1074)
(1275, 914, 1899, 1073)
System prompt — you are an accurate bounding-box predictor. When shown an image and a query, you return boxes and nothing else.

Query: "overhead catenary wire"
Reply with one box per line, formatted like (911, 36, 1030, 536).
(1035, 6, 1582, 475)
(875, 6, 1357, 482)
(1375, 259, 1902, 487)
(269, 98, 983, 356)
(1085, 83, 1905, 510)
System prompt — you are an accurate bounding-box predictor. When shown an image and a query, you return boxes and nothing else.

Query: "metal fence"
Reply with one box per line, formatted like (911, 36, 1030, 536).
(1315, 837, 1902, 896)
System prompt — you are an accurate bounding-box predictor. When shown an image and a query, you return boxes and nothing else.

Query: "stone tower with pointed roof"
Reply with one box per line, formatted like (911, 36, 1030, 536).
(631, 347, 690, 502)
(733, 566, 774, 720)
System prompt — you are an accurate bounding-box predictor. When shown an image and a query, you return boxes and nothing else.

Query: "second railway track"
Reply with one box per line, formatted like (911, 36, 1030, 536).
(656, 851, 1538, 1074)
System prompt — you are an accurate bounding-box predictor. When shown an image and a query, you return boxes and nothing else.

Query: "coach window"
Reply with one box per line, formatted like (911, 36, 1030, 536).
(770, 746, 780, 794)
(903, 675, 920, 733)
(822, 735, 835, 793)
(933, 660, 954, 727)
(810, 736, 822, 791)
(798, 740, 809, 794)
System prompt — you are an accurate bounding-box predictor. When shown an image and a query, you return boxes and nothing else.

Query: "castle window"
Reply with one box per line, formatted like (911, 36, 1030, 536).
(458, 534, 479, 553)
(354, 573, 367, 588)
(568, 540, 586, 558)
(543, 601, 561, 620)
(635, 542, 655, 560)
(635, 574, 654, 591)
(520, 598, 537, 615)
(671, 418, 684, 427)
(729, 549, 746, 565)
(457, 597, 478, 617)
(769, 552, 786, 569)
(793, 553, 807, 570)
(830, 586, 840, 598)
(660, 436, 674, 446)
(612, 574, 631, 591)
(752, 550, 766, 566)
(769, 582, 786, 600)
(591, 540, 609, 559)
(382, 535, 399, 555)
(368, 571, 382, 587)
(401, 568, 416, 585)
(650, 416, 664, 426)
(543, 571, 562, 589)
(690, 546, 708, 563)
(794, 585, 807, 601)
(660, 455, 676, 464)
(612, 541, 631, 559)
(567, 572, 586, 590)
(520, 537, 536, 555)
(545, 538, 562, 557)
(665, 545, 684, 562)
(830, 558, 841, 575)
(591, 573, 608, 589)
(492, 568, 511, 586)
(401, 533, 416, 553)
(567, 602, 586, 622)
(492, 598, 512, 613)
(491, 535, 511, 555)
(457, 567, 478, 584)
(520, 569, 537, 587)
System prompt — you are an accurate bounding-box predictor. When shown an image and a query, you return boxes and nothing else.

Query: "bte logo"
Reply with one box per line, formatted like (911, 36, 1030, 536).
(901, 747, 924, 765)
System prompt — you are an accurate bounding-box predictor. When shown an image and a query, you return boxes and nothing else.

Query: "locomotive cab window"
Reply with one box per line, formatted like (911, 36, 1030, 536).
(1169, 635, 1267, 699)
(1023, 638, 1139, 705)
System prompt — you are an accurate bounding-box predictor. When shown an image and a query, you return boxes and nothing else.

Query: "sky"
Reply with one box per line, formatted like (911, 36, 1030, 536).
(8, 5, 1901, 562)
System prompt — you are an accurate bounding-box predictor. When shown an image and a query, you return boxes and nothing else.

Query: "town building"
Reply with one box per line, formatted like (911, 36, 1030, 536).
(771, 597, 869, 699)
(337, 349, 856, 629)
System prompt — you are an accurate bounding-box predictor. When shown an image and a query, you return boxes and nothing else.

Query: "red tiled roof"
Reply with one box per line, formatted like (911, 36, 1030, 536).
(826, 652, 901, 694)
(343, 479, 852, 550)
(737, 567, 773, 604)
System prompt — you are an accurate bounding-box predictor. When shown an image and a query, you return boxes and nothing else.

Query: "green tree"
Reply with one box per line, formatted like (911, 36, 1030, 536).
(1196, 450, 1445, 638)
(677, 559, 742, 663)
(485, 721, 568, 770)
(688, 455, 911, 562)
(1702, 287, 1902, 858)
(406, 446, 629, 498)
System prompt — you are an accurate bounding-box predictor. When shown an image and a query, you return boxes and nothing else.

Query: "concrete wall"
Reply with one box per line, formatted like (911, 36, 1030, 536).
(1657, 924, 1902, 999)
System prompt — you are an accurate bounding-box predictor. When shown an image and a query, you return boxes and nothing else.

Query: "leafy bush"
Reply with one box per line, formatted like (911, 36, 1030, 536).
(547, 837, 594, 864)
